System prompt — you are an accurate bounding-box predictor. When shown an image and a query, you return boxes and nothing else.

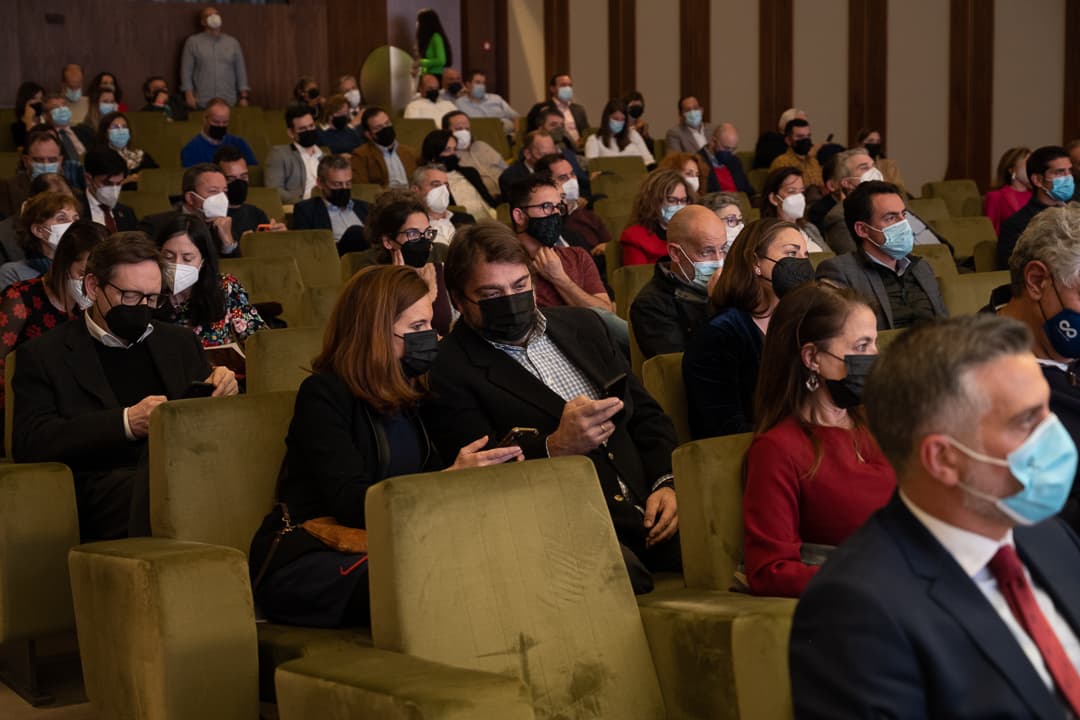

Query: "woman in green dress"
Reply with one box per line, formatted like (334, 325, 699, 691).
(415, 9, 453, 81)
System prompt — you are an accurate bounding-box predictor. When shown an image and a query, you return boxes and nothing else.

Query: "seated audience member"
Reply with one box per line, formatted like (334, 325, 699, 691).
(630, 205, 727, 359)
(424, 222, 681, 593)
(292, 76, 323, 116)
(664, 95, 713, 154)
(0, 130, 65, 219)
(768, 118, 823, 190)
(817, 181, 948, 330)
(11, 82, 46, 150)
(533, 153, 611, 258)
(12, 231, 237, 540)
(743, 281, 895, 598)
(658, 152, 709, 196)
(809, 151, 843, 239)
(439, 68, 464, 102)
(0, 191, 80, 288)
(699, 191, 745, 244)
(790, 314, 1080, 717)
(819, 148, 881, 254)
(59, 63, 88, 124)
(998, 145, 1073, 270)
(42, 95, 86, 191)
(364, 189, 454, 336)
(410, 163, 474, 247)
(214, 146, 286, 243)
(80, 148, 138, 233)
(531, 106, 592, 198)
(621, 169, 696, 266)
(420, 130, 497, 219)
(249, 265, 519, 627)
(761, 167, 826, 252)
(985, 146, 1032, 235)
(683, 218, 811, 439)
(753, 108, 804, 170)
(585, 99, 655, 166)
(498, 129, 557, 200)
(336, 74, 364, 119)
(546, 73, 589, 147)
(139, 75, 188, 121)
(699, 123, 754, 198)
(89, 71, 127, 113)
(292, 155, 371, 255)
(153, 214, 265, 348)
(454, 69, 520, 135)
(317, 94, 364, 155)
(138, 163, 239, 258)
(266, 105, 323, 204)
(993, 206, 1080, 532)
(855, 127, 905, 194)
(98, 112, 159, 189)
(0, 173, 72, 265)
(623, 90, 655, 156)
(180, 99, 258, 168)
(404, 74, 458, 125)
(0, 221, 105, 440)
(351, 107, 419, 188)
(74, 86, 119, 149)
(442, 111, 506, 198)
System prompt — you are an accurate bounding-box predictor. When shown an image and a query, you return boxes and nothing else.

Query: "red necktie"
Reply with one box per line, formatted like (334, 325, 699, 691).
(989, 544, 1080, 713)
(101, 205, 117, 234)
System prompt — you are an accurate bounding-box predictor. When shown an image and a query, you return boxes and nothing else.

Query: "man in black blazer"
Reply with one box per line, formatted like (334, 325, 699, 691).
(80, 148, 138, 232)
(791, 315, 1080, 718)
(11, 232, 237, 541)
(497, 130, 557, 200)
(816, 180, 948, 330)
(424, 222, 680, 592)
(291, 155, 370, 256)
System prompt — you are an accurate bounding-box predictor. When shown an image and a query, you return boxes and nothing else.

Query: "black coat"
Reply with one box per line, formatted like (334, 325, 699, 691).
(997, 196, 1053, 270)
(629, 261, 709, 359)
(290, 197, 371, 233)
(682, 307, 763, 439)
(78, 193, 138, 231)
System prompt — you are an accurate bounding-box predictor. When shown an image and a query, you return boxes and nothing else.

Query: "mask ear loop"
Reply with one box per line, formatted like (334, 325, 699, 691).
(671, 244, 695, 285)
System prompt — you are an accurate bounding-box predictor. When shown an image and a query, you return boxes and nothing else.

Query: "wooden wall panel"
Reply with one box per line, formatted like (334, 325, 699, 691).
(1065, 0, 1080, 143)
(946, 0, 994, 189)
(326, 0, 387, 85)
(608, 0, 636, 98)
(679, 0, 711, 117)
(462, 0, 509, 97)
(543, 0, 571, 84)
(848, 0, 888, 146)
(759, 0, 793, 135)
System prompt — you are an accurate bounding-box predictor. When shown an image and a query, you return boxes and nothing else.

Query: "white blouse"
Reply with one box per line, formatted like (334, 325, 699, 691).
(584, 128, 655, 165)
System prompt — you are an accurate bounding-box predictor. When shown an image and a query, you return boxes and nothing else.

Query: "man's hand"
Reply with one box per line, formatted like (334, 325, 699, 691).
(237, 96, 250, 107)
(547, 396, 622, 456)
(184, 91, 197, 110)
(206, 366, 238, 397)
(448, 435, 524, 471)
(128, 395, 168, 439)
(266, 218, 287, 232)
(643, 486, 678, 547)
(590, 242, 607, 257)
(532, 247, 571, 285)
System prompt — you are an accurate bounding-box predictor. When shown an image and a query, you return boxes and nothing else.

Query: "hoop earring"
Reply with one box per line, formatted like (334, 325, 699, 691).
(805, 371, 820, 392)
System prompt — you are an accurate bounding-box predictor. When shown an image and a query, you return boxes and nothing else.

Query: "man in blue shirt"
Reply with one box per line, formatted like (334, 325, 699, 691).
(180, 98, 258, 168)
(454, 70, 519, 135)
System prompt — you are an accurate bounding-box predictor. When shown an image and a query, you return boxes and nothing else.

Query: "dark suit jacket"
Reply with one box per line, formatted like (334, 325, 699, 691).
(291, 197, 371, 232)
(423, 306, 677, 554)
(12, 318, 210, 540)
(349, 142, 419, 187)
(816, 250, 948, 330)
(0, 173, 31, 220)
(791, 494, 1080, 719)
(997, 196, 1052, 270)
(682, 307, 762, 439)
(78, 193, 138, 231)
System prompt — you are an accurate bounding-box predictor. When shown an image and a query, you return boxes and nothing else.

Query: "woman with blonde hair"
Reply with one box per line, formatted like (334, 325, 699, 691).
(620, 168, 696, 265)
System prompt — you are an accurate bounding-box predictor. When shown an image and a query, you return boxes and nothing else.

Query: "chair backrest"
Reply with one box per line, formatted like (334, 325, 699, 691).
(910, 242, 958, 278)
(929, 216, 997, 271)
(735, 151, 755, 174)
(611, 263, 654, 321)
(0, 110, 17, 152)
(907, 197, 950, 224)
(394, 118, 437, 152)
(809, 251, 834, 269)
(468, 117, 511, 160)
(339, 250, 372, 282)
(0, 152, 22, 176)
(136, 168, 188, 196)
(366, 456, 666, 719)
(589, 156, 647, 177)
(628, 320, 645, 378)
(240, 229, 340, 289)
(246, 186, 286, 222)
(747, 168, 770, 196)
(641, 352, 690, 445)
(352, 183, 383, 205)
(592, 173, 644, 203)
(938, 270, 1010, 316)
(672, 433, 754, 589)
(245, 327, 325, 395)
(876, 327, 906, 351)
(921, 179, 982, 217)
(301, 284, 343, 329)
(119, 191, 173, 219)
(4, 351, 14, 460)
(148, 391, 297, 552)
(262, 110, 291, 146)
(220, 256, 306, 326)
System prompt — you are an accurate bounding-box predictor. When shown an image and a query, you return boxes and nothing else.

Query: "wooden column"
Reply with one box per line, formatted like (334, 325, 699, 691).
(847, 0, 888, 146)
(759, 0, 794, 136)
(543, 0, 570, 84)
(1064, 0, 1080, 143)
(462, 0, 509, 97)
(945, 0, 994, 190)
(608, 0, 636, 98)
(679, 0, 711, 116)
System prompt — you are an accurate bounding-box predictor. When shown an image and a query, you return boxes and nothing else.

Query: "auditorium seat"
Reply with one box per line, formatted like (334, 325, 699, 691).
(0, 152, 22, 176)
(876, 327, 906, 351)
(921, 179, 983, 217)
(628, 320, 645, 378)
(261, 110, 291, 146)
(340, 250, 368, 283)
(910, 242, 959, 278)
(593, 172, 645, 203)
(5, 351, 15, 459)
(736, 151, 755, 176)
(244, 328, 324, 394)
(907, 197, 950, 224)
(653, 137, 666, 160)
(221, 256, 306, 327)
(239, 229, 340, 289)
(938, 270, 1010, 316)
(136, 167, 188, 196)
(809, 250, 835, 268)
(641, 352, 690, 445)
(929, 216, 996, 272)
(590, 155, 647, 177)
(0, 110, 17, 152)
(394, 118, 438, 152)
(611, 263, 653, 320)
(467, 116, 512, 160)
(301, 284, 343, 328)
(352, 183, 383, 205)
(747, 168, 769, 197)
(245, 186, 286, 222)
(118, 190, 173, 219)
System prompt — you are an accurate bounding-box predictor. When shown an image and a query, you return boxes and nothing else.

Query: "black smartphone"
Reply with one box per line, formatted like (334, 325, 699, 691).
(602, 373, 628, 424)
(181, 382, 216, 399)
(496, 427, 540, 448)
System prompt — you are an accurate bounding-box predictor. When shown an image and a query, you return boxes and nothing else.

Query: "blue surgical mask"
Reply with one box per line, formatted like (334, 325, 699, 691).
(1040, 281, 1080, 358)
(108, 127, 131, 149)
(471, 83, 486, 100)
(866, 217, 913, 260)
(50, 106, 72, 126)
(673, 245, 721, 291)
(557, 86, 573, 103)
(608, 119, 625, 134)
(99, 102, 117, 116)
(30, 161, 59, 179)
(661, 203, 683, 225)
(951, 414, 1078, 525)
(1049, 175, 1075, 203)
(684, 109, 703, 128)
(64, 87, 82, 103)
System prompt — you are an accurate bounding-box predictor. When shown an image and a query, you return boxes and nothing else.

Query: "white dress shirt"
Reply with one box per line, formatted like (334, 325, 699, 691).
(324, 198, 363, 241)
(292, 143, 323, 200)
(404, 97, 459, 125)
(429, 214, 456, 246)
(379, 143, 408, 188)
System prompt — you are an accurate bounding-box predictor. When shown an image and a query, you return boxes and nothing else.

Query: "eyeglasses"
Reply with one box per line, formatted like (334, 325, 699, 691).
(519, 201, 568, 216)
(665, 196, 690, 206)
(107, 282, 163, 308)
(397, 227, 438, 243)
(719, 213, 743, 227)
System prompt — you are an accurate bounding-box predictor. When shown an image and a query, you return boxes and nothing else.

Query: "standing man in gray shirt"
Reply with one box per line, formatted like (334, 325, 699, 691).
(180, 7, 251, 110)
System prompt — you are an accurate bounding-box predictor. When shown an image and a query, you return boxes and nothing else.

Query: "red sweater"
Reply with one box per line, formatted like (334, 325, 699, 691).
(742, 417, 896, 598)
(984, 185, 1031, 234)
(620, 224, 668, 266)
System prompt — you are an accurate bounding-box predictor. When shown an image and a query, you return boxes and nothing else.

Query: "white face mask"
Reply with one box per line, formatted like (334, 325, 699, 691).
(45, 221, 73, 248)
(729, 223, 745, 243)
(344, 89, 361, 107)
(452, 129, 472, 151)
(426, 184, 451, 215)
(206, 13, 222, 30)
(859, 167, 884, 184)
(562, 177, 580, 203)
(684, 175, 700, 193)
(780, 192, 806, 220)
(199, 191, 229, 219)
(68, 276, 93, 309)
(94, 183, 121, 209)
(164, 262, 201, 295)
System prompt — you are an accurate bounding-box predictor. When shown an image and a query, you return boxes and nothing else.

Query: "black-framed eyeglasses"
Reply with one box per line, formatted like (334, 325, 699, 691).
(519, 201, 568, 216)
(107, 282, 163, 308)
(397, 227, 438, 243)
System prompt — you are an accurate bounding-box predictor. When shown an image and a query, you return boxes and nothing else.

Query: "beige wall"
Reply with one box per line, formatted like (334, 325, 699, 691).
(793, 0, 848, 147)
(569, 0, 610, 123)
(711, 0, 759, 148)
(636, 0, 681, 142)
(507, 0, 545, 108)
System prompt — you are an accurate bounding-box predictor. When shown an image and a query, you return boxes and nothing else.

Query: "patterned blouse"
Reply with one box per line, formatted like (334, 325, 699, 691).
(0, 277, 77, 411)
(161, 273, 266, 348)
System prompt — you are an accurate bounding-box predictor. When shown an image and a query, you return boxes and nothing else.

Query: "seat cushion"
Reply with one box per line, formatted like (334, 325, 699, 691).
(257, 623, 372, 702)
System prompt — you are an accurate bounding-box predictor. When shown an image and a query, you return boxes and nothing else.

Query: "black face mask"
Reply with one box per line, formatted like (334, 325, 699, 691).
(440, 154, 459, 171)
(763, 256, 815, 298)
(398, 329, 439, 377)
(104, 304, 153, 345)
(823, 354, 877, 409)
(396, 237, 432, 268)
(374, 126, 396, 147)
(526, 213, 563, 248)
(332, 115, 349, 131)
(306, 87, 320, 100)
(297, 129, 319, 148)
(627, 104, 644, 119)
(447, 82, 463, 96)
(207, 124, 228, 141)
(226, 179, 248, 205)
(864, 142, 882, 160)
(326, 187, 352, 208)
(792, 137, 813, 157)
(424, 89, 440, 103)
(473, 290, 537, 344)
(30, 101, 43, 116)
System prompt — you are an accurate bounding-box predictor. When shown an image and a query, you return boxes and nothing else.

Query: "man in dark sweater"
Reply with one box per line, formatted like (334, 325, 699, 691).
(213, 145, 286, 245)
(11, 232, 237, 540)
(996, 145, 1074, 270)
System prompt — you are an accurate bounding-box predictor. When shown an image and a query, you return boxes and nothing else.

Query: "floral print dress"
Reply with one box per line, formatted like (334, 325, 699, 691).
(0, 277, 77, 413)
(165, 273, 266, 348)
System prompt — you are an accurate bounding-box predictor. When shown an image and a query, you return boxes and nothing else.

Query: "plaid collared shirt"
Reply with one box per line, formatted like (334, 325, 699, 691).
(487, 313, 600, 403)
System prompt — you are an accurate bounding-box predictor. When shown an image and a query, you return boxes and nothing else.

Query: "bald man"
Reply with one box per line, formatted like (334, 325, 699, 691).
(700, 123, 755, 198)
(630, 205, 728, 358)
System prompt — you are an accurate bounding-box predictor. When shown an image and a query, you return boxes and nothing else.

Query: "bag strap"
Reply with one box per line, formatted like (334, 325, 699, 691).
(252, 502, 296, 592)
